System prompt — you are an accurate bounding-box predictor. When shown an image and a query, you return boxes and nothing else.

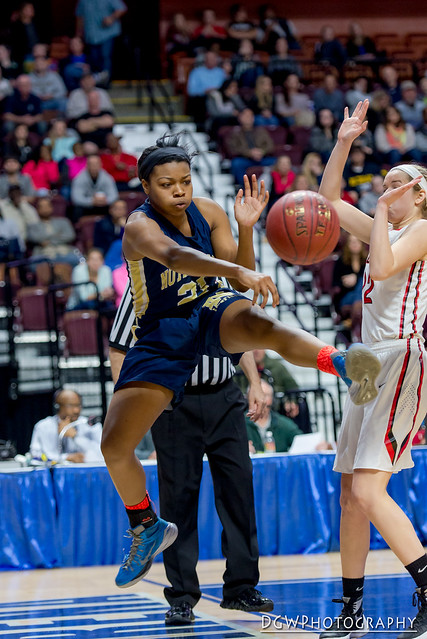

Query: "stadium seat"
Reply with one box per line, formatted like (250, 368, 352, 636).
(16, 286, 52, 331)
(63, 310, 101, 356)
(75, 215, 104, 254)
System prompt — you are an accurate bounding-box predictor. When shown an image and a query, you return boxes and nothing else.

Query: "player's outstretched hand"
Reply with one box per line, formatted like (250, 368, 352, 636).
(338, 99, 369, 145)
(237, 267, 280, 308)
(234, 173, 269, 227)
(378, 176, 422, 209)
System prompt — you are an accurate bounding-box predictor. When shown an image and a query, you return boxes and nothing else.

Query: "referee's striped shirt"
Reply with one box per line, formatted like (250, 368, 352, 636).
(109, 283, 235, 387)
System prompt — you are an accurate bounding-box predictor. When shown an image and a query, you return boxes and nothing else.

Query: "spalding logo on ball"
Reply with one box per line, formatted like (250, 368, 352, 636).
(265, 190, 340, 265)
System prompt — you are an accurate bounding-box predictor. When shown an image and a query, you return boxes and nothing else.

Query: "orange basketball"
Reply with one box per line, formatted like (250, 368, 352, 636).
(265, 191, 340, 265)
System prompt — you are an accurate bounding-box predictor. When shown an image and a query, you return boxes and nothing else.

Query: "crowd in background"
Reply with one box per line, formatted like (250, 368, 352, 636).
(1, 3, 427, 357)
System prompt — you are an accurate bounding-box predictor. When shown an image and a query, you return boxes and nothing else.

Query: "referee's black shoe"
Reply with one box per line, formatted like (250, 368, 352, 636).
(220, 587, 274, 612)
(165, 602, 195, 626)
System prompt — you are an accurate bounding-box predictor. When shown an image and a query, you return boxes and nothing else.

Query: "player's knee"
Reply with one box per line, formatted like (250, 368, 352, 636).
(101, 428, 124, 463)
(340, 485, 357, 512)
(350, 484, 378, 517)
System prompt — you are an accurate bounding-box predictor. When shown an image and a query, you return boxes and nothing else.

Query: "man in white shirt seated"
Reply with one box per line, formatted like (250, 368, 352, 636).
(29, 389, 103, 463)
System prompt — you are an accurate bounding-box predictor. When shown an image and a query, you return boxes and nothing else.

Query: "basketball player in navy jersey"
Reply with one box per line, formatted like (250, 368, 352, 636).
(100, 133, 381, 589)
(109, 285, 274, 623)
(319, 100, 427, 639)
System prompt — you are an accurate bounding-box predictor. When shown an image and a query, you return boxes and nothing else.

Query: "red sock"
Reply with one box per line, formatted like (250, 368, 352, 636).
(317, 345, 339, 376)
(125, 493, 150, 510)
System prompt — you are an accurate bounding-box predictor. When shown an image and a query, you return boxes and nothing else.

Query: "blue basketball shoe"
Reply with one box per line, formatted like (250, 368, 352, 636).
(331, 343, 381, 406)
(115, 517, 178, 588)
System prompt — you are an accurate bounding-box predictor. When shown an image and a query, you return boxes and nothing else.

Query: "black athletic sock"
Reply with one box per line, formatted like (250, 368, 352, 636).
(405, 554, 427, 589)
(125, 493, 158, 529)
(342, 577, 364, 613)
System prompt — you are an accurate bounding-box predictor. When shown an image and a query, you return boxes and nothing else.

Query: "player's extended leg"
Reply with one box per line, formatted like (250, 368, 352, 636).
(320, 474, 371, 639)
(101, 382, 178, 588)
(219, 300, 381, 406)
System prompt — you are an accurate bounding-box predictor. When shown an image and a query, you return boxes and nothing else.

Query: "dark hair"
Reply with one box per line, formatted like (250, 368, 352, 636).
(137, 133, 194, 182)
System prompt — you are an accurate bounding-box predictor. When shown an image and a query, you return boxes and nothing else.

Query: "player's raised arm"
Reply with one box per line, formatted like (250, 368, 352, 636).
(319, 100, 373, 244)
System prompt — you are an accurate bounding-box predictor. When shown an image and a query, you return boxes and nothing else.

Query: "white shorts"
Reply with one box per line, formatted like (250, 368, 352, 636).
(334, 338, 427, 474)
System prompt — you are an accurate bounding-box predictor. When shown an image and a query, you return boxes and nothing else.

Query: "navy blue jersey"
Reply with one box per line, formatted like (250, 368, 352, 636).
(126, 199, 222, 332)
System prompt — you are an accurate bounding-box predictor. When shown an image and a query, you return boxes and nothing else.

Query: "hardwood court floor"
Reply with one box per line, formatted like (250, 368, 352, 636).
(0, 551, 413, 639)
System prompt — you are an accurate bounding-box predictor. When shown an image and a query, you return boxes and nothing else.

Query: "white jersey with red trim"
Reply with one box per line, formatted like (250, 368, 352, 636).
(362, 227, 427, 344)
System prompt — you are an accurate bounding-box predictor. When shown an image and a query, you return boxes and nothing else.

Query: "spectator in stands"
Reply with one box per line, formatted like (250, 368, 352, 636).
(0, 185, 38, 242)
(3, 74, 44, 135)
(22, 145, 60, 194)
(29, 55, 67, 114)
(346, 22, 379, 63)
(29, 389, 103, 464)
(395, 80, 425, 131)
(2, 123, 39, 165)
(0, 66, 13, 111)
(165, 12, 195, 58)
(267, 38, 301, 87)
(0, 44, 20, 81)
(314, 25, 347, 71)
(67, 247, 115, 312)
(415, 107, 427, 163)
(43, 119, 79, 163)
(27, 196, 80, 266)
(236, 348, 309, 432)
(256, 4, 300, 53)
(186, 51, 227, 130)
(379, 65, 401, 104)
(206, 78, 246, 138)
(275, 73, 314, 127)
(61, 141, 87, 198)
(71, 153, 118, 220)
(70, 88, 115, 147)
(342, 143, 380, 195)
(66, 71, 114, 122)
(0, 156, 35, 200)
(0, 209, 24, 265)
(227, 4, 257, 50)
(267, 154, 295, 208)
(307, 108, 339, 163)
(345, 76, 371, 113)
(93, 198, 127, 255)
(60, 36, 91, 91)
(226, 107, 276, 185)
(10, 2, 40, 71)
(419, 77, 427, 106)
(366, 88, 391, 133)
(231, 39, 264, 88)
(374, 104, 422, 165)
(100, 133, 137, 190)
(75, 0, 127, 81)
(247, 75, 280, 126)
(357, 174, 384, 217)
(192, 9, 227, 51)
(245, 380, 302, 454)
(313, 73, 345, 121)
(332, 234, 367, 343)
(301, 152, 324, 190)
(288, 173, 311, 192)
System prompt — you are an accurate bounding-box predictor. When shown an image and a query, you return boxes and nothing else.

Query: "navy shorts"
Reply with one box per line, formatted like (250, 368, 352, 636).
(115, 288, 247, 405)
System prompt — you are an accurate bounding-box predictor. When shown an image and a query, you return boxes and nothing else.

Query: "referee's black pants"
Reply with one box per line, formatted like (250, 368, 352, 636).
(151, 379, 260, 608)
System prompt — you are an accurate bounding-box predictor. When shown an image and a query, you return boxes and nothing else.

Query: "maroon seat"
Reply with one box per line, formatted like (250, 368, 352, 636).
(17, 286, 51, 331)
(75, 215, 104, 254)
(120, 191, 147, 216)
(289, 126, 312, 150)
(63, 310, 100, 356)
(265, 125, 287, 149)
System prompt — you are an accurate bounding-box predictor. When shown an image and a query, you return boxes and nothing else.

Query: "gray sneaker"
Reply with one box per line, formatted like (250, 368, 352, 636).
(331, 343, 381, 406)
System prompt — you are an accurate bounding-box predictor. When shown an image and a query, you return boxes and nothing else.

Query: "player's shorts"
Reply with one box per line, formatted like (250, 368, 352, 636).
(334, 337, 427, 474)
(115, 288, 248, 405)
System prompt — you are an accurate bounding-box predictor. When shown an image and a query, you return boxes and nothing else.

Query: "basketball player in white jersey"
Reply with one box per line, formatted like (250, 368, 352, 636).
(319, 100, 427, 639)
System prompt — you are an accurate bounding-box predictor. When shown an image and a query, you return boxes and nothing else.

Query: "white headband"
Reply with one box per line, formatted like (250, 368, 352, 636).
(391, 164, 427, 193)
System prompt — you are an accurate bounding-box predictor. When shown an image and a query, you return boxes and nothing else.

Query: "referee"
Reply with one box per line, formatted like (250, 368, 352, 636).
(109, 283, 274, 625)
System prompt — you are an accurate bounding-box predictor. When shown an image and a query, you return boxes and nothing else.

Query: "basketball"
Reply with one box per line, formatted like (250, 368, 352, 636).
(265, 191, 340, 265)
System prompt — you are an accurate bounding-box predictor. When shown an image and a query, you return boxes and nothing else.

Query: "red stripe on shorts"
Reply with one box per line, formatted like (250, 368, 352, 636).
(396, 339, 425, 462)
(384, 339, 411, 463)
